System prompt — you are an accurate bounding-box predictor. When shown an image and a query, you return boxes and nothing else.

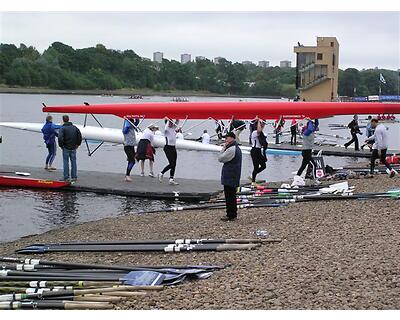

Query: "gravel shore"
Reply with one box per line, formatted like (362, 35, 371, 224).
(1, 174, 399, 309)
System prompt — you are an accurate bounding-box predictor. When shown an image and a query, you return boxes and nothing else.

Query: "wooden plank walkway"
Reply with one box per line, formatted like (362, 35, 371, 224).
(0, 165, 222, 201)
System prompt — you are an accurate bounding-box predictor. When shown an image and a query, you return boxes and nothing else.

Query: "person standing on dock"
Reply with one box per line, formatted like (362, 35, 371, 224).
(293, 118, 319, 186)
(365, 119, 397, 178)
(122, 117, 139, 182)
(41, 115, 62, 171)
(250, 120, 268, 185)
(136, 125, 158, 178)
(218, 132, 242, 221)
(290, 119, 298, 145)
(361, 115, 375, 151)
(215, 119, 225, 140)
(344, 115, 361, 151)
(58, 115, 82, 182)
(274, 116, 285, 144)
(158, 119, 180, 185)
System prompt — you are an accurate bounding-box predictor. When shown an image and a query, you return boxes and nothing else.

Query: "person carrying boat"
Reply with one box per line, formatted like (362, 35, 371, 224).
(361, 115, 374, 151)
(290, 119, 298, 145)
(344, 115, 361, 151)
(250, 120, 268, 184)
(218, 132, 242, 221)
(293, 118, 319, 186)
(158, 119, 180, 185)
(136, 125, 158, 177)
(229, 118, 246, 144)
(365, 119, 397, 178)
(248, 118, 259, 145)
(41, 115, 62, 171)
(122, 117, 139, 182)
(215, 119, 225, 140)
(58, 115, 82, 182)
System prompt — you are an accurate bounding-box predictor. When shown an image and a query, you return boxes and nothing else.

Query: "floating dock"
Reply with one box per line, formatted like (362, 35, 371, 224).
(0, 165, 222, 201)
(264, 143, 399, 158)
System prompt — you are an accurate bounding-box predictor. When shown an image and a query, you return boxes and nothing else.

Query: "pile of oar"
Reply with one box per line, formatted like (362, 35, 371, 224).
(15, 238, 280, 254)
(203, 181, 400, 207)
(0, 256, 226, 309)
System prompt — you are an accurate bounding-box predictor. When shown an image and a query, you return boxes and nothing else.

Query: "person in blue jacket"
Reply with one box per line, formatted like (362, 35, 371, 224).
(295, 118, 319, 178)
(122, 117, 139, 181)
(41, 115, 61, 170)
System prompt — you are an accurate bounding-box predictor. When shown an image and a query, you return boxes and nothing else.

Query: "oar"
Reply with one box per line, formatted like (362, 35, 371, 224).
(0, 300, 112, 310)
(15, 243, 262, 254)
(0, 257, 225, 271)
(0, 171, 31, 176)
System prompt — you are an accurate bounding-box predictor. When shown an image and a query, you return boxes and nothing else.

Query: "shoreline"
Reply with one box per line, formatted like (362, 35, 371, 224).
(1, 174, 399, 309)
(0, 86, 283, 100)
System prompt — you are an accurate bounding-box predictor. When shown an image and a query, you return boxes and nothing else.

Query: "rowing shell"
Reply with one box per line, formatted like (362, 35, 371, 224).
(0, 122, 301, 156)
(42, 101, 400, 120)
(0, 175, 70, 189)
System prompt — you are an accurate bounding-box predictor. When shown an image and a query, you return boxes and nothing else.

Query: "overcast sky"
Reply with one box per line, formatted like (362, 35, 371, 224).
(1, 11, 399, 70)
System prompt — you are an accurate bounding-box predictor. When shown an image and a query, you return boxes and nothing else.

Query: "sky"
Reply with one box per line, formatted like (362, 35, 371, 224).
(1, 11, 399, 70)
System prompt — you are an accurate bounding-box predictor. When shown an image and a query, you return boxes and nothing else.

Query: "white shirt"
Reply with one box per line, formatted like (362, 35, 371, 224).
(251, 130, 262, 148)
(164, 124, 177, 146)
(201, 133, 210, 144)
(368, 123, 388, 150)
(141, 128, 154, 143)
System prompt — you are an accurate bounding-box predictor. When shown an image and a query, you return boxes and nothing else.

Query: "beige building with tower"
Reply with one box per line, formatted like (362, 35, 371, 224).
(294, 37, 339, 101)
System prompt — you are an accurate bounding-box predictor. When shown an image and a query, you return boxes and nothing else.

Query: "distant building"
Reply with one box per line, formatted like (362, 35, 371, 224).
(294, 36, 339, 102)
(214, 57, 224, 64)
(258, 60, 270, 68)
(195, 56, 206, 62)
(181, 53, 191, 64)
(242, 61, 254, 66)
(280, 60, 292, 68)
(153, 52, 163, 63)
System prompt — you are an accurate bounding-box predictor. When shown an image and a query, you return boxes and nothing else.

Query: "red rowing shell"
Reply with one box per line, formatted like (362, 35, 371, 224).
(42, 101, 400, 120)
(0, 175, 70, 189)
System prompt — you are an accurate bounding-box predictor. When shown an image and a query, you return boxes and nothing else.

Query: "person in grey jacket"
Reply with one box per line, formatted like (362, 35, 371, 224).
(218, 132, 242, 221)
(365, 119, 397, 177)
(58, 115, 82, 182)
(295, 118, 319, 178)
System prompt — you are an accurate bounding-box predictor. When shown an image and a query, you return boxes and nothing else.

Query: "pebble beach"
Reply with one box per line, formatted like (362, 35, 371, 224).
(0, 174, 399, 309)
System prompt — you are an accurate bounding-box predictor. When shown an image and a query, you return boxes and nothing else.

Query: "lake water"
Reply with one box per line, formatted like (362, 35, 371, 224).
(1, 93, 399, 242)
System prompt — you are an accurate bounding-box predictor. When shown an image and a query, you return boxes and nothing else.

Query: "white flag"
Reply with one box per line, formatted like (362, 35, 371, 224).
(380, 73, 386, 84)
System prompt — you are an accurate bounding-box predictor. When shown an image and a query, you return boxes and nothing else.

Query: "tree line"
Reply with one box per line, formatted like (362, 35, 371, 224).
(0, 42, 398, 97)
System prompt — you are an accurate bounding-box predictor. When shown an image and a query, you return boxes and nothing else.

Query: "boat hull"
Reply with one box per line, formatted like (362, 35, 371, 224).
(0, 175, 70, 189)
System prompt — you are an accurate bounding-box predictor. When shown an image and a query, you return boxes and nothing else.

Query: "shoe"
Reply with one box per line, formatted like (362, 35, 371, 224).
(158, 173, 164, 183)
(125, 176, 132, 182)
(44, 166, 50, 170)
(149, 172, 155, 178)
(140, 172, 145, 177)
(60, 178, 70, 182)
(48, 167, 57, 171)
(389, 169, 398, 178)
(71, 178, 77, 182)
(169, 178, 179, 185)
(220, 216, 237, 221)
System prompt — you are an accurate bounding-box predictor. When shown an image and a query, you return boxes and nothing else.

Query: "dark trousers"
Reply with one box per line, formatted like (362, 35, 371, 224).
(345, 133, 359, 150)
(297, 149, 316, 176)
(45, 142, 57, 165)
(370, 148, 392, 174)
(161, 145, 177, 177)
(290, 129, 297, 145)
(124, 146, 135, 176)
(224, 185, 237, 219)
(250, 148, 266, 182)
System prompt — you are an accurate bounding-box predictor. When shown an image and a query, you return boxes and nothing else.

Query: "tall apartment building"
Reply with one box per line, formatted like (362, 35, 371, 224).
(181, 53, 191, 64)
(294, 37, 339, 101)
(214, 57, 224, 64)
(153, 51, 163, 63)
(280, 60, 292, 68)
(258, 60, 270, 68)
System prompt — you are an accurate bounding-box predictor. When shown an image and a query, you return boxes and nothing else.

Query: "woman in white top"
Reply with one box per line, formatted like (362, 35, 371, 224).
(158, 119, 180, 185)
(250, 120, 268, 183)
(136, 125, 158, 177)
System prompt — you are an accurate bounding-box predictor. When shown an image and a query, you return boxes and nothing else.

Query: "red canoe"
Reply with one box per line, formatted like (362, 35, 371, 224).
(0, 175, 70, 189)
